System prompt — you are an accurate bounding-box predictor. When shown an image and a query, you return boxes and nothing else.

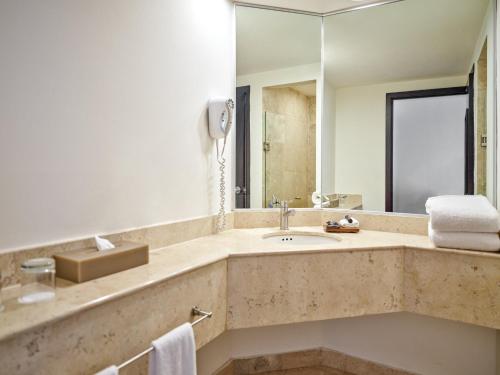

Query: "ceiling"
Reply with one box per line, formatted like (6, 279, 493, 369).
(234, 0, 386, 14)
(236, 6, 321, 76)
(236, 0, 490, 87)
(324, 0, 489, 87)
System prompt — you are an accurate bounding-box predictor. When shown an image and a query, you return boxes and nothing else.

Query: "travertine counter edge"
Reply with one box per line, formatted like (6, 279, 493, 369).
(0, 227, 499, 375)
(1, 227, 498, 340)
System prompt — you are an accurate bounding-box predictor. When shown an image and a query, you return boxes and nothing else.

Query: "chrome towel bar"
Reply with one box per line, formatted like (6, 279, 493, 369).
(116, 306, 212, 370)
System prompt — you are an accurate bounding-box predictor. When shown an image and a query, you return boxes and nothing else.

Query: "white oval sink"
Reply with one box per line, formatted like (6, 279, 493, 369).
(262, 231, 341, 245)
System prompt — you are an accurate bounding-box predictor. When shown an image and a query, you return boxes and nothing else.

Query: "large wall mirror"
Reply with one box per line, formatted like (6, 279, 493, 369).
(322, 0, 497, 214)
(235, 6, 322, 209)
(235, 0, 497, 214)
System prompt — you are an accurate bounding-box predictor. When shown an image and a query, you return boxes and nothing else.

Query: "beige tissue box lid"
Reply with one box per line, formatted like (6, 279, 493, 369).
(54, 241, 149, 283)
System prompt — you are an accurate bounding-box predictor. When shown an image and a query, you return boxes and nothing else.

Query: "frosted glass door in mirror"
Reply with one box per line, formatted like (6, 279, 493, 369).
(393, 95, 468, 214)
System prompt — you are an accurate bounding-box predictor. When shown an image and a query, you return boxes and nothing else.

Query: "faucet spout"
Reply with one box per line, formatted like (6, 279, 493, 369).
(279, 201, 296, 230)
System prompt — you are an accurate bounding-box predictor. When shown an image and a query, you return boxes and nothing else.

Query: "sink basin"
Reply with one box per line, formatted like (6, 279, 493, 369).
(262, 231, 341, 245)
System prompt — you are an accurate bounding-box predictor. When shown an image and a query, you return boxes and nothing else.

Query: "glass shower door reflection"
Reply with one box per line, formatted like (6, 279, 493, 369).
(263, 111, 315, 208)
(263, 112, 285, 207)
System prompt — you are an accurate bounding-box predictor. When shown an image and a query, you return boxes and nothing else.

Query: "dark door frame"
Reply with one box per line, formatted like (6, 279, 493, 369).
(235, 85, 251, 208)
(385, 86, 470, 212)
(465, 67, 475, 195)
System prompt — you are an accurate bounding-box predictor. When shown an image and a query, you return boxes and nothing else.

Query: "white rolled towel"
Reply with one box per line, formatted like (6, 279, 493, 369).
(149, 323, 196, 375)
(425, 195, 499, 233)
(428, 224, 500, 252)
(94, 365, 118, 375)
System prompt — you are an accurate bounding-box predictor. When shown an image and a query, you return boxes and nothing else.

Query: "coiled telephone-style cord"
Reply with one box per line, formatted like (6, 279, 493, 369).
(215, 99, 233, 232)
(216, 139, 227, 232)
(217, 154, 226, 232)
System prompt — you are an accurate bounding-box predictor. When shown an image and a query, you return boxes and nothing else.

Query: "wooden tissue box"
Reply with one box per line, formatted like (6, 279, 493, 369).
(54, 241, 149, 283)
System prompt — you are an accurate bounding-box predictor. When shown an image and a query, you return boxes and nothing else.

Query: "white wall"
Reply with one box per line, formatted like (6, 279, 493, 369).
(497, 0, 500, 210)
(197, 320, 325, 373)
(331, 75, 467, 211)
(237, 63, 322, 208)
(0, 0, 235, 251)
(197, 313, 497, 375)
(322, 80, 336, 196)
(322, 313, 496, 375)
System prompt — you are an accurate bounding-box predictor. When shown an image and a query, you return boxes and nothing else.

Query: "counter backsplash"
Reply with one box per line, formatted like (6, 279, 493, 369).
(0, 209, 428, 288)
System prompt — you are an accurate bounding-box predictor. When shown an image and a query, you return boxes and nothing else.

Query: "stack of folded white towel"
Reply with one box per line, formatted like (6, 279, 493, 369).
(425, 195, 500, 252)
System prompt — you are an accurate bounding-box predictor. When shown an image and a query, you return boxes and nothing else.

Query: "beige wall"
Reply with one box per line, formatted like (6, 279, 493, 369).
(497, 331, 500, 375)
(307, 96, 317, 204)
(331, 75, 467, 211)
(0, 0, 235, 251)
(477, 42, 489, 196)
(471, 0, 496, 204)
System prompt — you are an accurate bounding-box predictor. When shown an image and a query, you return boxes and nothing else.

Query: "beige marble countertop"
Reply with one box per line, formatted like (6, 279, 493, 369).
(1, 226, 498, 342)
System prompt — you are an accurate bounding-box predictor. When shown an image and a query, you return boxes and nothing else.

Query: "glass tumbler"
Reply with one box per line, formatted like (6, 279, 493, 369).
(18, 258, 56, 304)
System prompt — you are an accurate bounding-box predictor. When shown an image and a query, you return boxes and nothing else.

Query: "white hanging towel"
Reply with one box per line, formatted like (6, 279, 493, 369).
(428, 224, 500, 252)
(425, 195, 499, 233)
(95, 365, 118, 375)
(149, 323, 196, 375)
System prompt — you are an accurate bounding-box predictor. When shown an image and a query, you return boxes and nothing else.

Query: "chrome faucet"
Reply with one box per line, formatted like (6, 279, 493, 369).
(279, 200, 296, 230)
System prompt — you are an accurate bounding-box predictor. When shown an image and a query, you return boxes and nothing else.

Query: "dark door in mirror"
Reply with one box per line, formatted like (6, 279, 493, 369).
(235, 85, 251, 208)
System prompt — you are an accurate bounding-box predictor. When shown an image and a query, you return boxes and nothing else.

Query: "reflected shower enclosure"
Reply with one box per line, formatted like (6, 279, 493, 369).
(262, 82, 317, 208)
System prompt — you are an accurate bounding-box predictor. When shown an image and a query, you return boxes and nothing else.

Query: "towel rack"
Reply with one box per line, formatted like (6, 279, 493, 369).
(116, 306, 213, 370)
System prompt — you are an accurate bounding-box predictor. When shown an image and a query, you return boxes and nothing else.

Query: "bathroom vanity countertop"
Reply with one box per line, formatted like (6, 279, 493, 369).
(0, 227, 499, 342)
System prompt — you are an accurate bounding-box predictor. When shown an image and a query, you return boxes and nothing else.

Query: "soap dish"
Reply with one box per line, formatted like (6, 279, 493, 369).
(323, 223, 360, 233)
(54, 241, 149, 283)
